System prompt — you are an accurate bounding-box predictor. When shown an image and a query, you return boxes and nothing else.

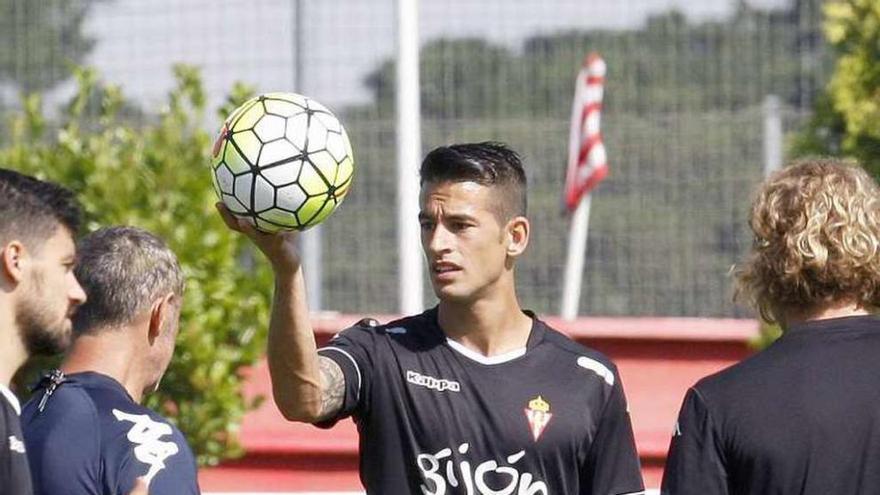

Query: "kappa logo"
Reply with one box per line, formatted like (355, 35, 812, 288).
(524, 395, 553, 441)
(406, 370, 460, 392)
(8, 435, 25, 454)
(113, 409, 180, 483)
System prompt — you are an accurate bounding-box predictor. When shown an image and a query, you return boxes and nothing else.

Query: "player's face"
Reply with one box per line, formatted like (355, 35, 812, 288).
(16, 227, 87, 355)
(420, 181, 514, 302)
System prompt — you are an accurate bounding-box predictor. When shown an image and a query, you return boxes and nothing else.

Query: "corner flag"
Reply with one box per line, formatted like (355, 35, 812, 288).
(563, 54, 608, 213)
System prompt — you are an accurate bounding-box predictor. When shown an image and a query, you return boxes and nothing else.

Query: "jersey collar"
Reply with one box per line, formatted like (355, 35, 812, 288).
(64, 371, 137, 403)
(786, 314, 880, 335)
(0, 383, 21, 415)
(445, 338, 527, 365)
(426, 306, 547, 365)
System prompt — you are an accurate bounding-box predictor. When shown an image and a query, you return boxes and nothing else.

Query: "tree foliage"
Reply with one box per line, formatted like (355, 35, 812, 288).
(0, 0, 100, 95)
(2, 66, 270, 466)
(792, 0, 880, 175)
(362, 1, 826, 120)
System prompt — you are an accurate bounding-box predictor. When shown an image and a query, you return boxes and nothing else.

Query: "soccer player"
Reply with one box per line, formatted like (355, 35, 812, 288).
(21, 226, 199, 495)
(218, 142, 645, 494)
(662, 159, 880, 494)
(0, 168, 87, 494)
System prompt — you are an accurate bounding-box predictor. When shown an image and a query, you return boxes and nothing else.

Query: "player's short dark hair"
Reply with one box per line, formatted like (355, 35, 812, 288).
(419, 142, 527, 220)
(0, 168, 81, 248)
(73, 226, 185, 335)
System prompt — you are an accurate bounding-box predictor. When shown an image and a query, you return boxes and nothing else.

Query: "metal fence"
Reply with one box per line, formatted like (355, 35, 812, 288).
(0, 0, 829, 317)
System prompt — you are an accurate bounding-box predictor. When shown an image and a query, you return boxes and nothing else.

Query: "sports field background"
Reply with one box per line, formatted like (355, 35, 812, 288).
(0, 0, 827, 319)
(1, 0, 829, 491)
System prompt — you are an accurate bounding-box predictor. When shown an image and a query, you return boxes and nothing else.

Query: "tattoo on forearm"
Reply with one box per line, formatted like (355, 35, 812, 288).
(318, 356, 345, 420)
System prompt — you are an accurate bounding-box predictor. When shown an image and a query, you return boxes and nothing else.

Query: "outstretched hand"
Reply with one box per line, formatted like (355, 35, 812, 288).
(215, 202, 302, 272)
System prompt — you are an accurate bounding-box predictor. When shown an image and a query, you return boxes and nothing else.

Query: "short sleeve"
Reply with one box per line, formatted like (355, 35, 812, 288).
(583, 371, 646, 495)
(661, 387, 728, 495)
(315, 319, 379, 426)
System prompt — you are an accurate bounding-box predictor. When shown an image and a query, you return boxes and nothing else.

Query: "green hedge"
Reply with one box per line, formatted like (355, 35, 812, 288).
(3, 65, 271, 466)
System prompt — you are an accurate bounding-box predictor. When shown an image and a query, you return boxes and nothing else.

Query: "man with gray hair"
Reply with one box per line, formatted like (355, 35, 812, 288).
(21, 226, 200, 495)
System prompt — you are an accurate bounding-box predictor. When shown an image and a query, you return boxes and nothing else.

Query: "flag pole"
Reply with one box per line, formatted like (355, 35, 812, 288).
(561, 194, 592, 320)
(396, 0, 423, 315)
(560, 54, 607, 321)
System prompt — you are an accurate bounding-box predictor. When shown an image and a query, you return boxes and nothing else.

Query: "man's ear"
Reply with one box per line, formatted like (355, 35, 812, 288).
(148, 293, 176, 344)
(505, 216, 530, 258)
(1, 241, 27, 285)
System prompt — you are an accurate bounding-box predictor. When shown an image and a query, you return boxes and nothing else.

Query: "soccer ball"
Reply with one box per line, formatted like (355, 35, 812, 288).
(210, 92, 354, 232)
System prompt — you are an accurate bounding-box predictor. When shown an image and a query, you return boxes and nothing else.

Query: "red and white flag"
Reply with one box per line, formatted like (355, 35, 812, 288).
(563, 53, 608, 213)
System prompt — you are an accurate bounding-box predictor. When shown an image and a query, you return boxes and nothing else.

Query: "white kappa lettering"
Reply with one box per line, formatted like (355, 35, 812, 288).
(113, 409, 179, 483)
(406, 370, 461, 392)
(416, 443, 548, 495)
(8, 435, 25, 454)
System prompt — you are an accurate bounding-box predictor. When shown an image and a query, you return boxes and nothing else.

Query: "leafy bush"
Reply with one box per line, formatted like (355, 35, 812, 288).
(791, 0, 880, 175)
(2, 65, 270, 466)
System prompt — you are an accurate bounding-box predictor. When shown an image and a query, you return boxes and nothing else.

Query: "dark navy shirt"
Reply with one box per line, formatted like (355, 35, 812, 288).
(0, 385, 32, 495)
(317, 307, 645, 495)
(663, 315, 880, 495)
(21, 372, 199, 495)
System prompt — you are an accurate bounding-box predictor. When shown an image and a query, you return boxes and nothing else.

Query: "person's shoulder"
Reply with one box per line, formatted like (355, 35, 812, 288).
(63, 374, 140, 421)
(23, 379, 99, 427)
(57, 375, 160, 442)
(539, 320, 619, 386)
(332, 310, 438, 342)
(690, 341, 786, 405)
(21, 380, 103, 468)
(381, 311, 437, 336)
(359, 310, 434, 332)
(539, 319, 617, 366)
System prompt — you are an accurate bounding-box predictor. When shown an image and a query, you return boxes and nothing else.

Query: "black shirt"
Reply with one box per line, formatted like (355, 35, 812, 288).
(662, 315, 880, 495)
(21, 372, 200, 495)
(317, 308, 645, 495)
(0, 385, 32, 495)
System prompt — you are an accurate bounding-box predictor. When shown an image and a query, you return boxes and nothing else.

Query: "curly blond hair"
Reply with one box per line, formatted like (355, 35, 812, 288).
(735, 158, 880, 323)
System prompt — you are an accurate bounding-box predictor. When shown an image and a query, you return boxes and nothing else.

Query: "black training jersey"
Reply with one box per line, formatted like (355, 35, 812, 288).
(662, 315, 880, 495)
(21, 372, 200, 495)
(317, 307, 645, 495)
(0, 385, 32, 495)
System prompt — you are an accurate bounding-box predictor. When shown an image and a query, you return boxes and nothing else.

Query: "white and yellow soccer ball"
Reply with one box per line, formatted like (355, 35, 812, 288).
(210, 92, 354, 232)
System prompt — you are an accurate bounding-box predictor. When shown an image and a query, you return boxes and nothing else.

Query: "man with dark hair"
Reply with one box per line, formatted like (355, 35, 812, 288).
(218, 142, 645, 494)
(662, 159, 880, 494)
(21, 226, 199, 495)
(0, 168, 87, 494)
(419, 143, 528, 221)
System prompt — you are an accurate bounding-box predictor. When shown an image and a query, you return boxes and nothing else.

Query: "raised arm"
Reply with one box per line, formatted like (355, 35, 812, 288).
(216, 204, 344, 422)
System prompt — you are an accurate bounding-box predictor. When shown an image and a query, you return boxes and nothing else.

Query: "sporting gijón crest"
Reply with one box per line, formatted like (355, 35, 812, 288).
(524, 395, 553, 441)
